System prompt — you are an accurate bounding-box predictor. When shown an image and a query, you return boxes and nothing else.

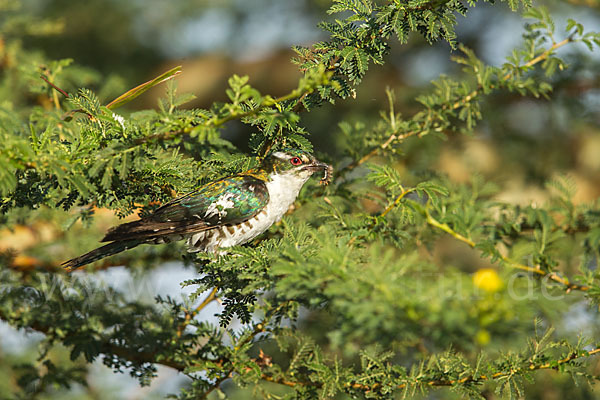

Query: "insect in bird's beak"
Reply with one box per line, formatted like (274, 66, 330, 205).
(320, 165, 333, 185)
(310, 161, 332, 185)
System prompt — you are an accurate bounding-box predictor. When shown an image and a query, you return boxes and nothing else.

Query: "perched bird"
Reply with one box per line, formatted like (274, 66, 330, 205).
(62, 149, 332, 270)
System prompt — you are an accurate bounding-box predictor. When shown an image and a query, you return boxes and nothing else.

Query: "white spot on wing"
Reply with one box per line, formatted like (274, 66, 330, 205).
(204, 193, 236, 220)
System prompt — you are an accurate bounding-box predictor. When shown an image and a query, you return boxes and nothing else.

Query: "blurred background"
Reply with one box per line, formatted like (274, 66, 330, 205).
(1, 0, 600, 398)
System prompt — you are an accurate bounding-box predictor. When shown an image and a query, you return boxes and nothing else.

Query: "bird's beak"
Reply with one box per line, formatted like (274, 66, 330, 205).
(310, 160, 329, 170)
(307, 160, 333, 185)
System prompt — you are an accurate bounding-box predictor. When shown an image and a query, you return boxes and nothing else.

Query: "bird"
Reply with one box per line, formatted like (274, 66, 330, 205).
(62, 149, 332, 270)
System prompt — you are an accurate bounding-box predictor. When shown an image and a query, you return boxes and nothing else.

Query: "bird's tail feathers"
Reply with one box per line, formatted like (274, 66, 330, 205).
(62, 239, 142, 271)
(101, 220, 146, 242)
(101, 219, 210, 242)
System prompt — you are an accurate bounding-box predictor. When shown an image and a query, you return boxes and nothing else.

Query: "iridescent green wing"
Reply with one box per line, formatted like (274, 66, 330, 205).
(101, 175, 268, 242)
(151, 174, 269, 226)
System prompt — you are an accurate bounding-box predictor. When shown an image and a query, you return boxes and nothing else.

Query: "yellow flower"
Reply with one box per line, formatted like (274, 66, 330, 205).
(473, 268, 503, 293)
(476, 329, 491, 346)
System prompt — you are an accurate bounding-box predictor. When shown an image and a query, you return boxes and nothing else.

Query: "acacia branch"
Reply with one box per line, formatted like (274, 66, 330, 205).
(344, 129, 421, 173)
(260, 347, 600, 394)
(380, 188, 416, 218)
(413, 347, 600, 389)
(131, 1, 453, 148)
(176, 287, 218, 337)
(342, 37, 575, 173)
(422, 209, 590, 292)
(371, 188, 591, 293)
(133, 81, 324, 146)
(445, 37, 573, 113)
(0, 309, 187, 371)
(199, 370, 233, 400)
(196, 301, 290, 397)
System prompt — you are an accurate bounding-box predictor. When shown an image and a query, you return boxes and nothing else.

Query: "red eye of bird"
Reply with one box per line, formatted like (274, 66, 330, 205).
(290, 157, 303, 166)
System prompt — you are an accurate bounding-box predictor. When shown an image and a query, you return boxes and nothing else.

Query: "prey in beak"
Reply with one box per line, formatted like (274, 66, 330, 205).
(305, 160, 333, 185)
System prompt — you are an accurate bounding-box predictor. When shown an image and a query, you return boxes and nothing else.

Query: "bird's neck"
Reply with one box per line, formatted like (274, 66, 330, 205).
(265, 172, 310, 208)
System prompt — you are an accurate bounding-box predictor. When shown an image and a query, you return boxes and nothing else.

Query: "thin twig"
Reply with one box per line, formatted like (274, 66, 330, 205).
(344, 130, 419, 172)
(176, 287, 218, 337)
(196, 302, 284, 398)
(199, 370, 233, 400)
(446, 37, 573, 112)
(422, 209, 590, 292)
(424, 211, 476, 247)
(380, 188, 416, 218)
(40, 74, 70, 98)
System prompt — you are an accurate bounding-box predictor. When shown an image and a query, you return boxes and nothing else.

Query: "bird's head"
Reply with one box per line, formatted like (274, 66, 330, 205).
(262, 148, 332, 185)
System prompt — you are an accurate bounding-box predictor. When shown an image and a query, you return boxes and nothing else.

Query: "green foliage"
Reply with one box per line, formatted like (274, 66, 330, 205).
(1, 0, 600, 399)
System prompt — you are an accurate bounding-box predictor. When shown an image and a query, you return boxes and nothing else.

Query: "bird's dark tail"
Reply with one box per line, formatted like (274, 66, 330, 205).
(62, 239, 143, 271)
